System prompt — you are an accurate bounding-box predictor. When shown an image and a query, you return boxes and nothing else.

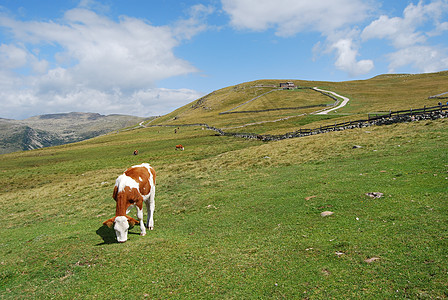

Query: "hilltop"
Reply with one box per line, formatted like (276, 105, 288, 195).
(149, 71, 448, 135)
(0, 112, 149, 154)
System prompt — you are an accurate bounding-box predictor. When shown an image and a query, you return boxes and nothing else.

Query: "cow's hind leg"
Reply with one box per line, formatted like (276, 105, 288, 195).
(145, 187, 155, 230)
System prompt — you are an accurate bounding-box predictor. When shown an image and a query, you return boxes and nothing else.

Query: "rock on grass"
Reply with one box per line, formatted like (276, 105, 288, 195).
(321, 211, 334, 217)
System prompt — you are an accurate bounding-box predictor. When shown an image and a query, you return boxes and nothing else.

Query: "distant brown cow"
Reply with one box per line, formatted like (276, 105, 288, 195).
(175, 144, 184, 151)
(133, 149, 139, 155)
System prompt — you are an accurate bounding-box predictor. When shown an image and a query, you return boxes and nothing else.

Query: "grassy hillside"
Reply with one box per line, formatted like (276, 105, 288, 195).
(1, 72, 447, 298)
(149, 71, 448, 135)
(1, 114, 447, 298)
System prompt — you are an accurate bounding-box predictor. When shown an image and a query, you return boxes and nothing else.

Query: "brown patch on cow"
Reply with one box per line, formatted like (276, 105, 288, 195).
(115, 186, 144, 216)
(125, 167, 151, 195)
(126, 216, 139, 226)
(112, 186, 119, 201)
(102, 215, 139, 227)
(103, 217, 116, 228)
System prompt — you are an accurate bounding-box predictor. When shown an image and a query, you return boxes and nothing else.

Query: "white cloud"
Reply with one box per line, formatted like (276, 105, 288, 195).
(360, 0, 445, 48)
(130, 88, 203, 116)
(222, 0, 375, 77)
(362, 0, 448, 73)
(0, 85, 203, 120)
(0, 44, 28, 69)
(331, 39, 374, 76)
(0, 5, 207, 119)
(437, 22, 448, 32)
(362, 15, 426, 48)
(173, 4, 215, 40)
(431, 21, 448, 36)
(34, 8, 196, 89)
(388, 45, 448, 73)
(222, 0, 371, 37)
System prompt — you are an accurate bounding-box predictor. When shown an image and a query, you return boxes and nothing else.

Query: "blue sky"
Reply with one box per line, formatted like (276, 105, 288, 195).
(1, 0, 447, 119)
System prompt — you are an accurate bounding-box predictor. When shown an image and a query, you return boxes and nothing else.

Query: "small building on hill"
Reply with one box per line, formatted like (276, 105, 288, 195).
(279, 82, 296, 89)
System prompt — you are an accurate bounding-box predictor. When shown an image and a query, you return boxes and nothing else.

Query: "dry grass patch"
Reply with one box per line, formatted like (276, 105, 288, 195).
(1, 168, 122, 227)
(188, 118, 448, 171)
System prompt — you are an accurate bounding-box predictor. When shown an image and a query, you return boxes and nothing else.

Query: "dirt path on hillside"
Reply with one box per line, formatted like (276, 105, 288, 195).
(140, 88, 350, 131)
(312, 87, 350, 115)
(223, 88, 350, 129)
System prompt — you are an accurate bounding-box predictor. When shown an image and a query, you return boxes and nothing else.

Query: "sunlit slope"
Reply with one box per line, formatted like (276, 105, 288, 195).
(150, 80, 334, 128)
(299, 71, 448, 114)
(150, 71, 448, 134)
(0, 113, 447, 298)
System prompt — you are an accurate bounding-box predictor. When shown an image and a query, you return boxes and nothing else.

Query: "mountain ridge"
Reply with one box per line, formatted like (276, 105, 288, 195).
(0, 112, 148, 154)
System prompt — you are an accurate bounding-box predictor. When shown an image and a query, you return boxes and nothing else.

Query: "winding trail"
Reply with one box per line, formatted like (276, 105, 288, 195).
(312, 87, 350, 115)
(141, 87, 351, 131)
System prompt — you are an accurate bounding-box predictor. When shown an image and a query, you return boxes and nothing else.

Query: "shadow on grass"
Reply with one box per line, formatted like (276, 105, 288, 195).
(95, 225, 140, 245)
(96, 225, 117, 245)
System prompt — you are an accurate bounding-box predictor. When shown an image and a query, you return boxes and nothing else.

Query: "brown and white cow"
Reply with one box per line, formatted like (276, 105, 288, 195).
(175, 144, 184, 151)
(103, 163, 156, 243)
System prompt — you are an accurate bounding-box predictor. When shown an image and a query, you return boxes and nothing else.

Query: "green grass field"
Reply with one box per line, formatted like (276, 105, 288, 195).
(1, 72, 448, 298)
(1, 114, 447, 298)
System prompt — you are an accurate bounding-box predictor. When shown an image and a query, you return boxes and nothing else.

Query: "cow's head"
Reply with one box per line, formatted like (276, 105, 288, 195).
(103, 216, 139, 243)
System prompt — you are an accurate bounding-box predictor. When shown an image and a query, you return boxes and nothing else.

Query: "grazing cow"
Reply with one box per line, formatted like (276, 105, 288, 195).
(103, 163, 156, 243)
(175, 144, 185, 151)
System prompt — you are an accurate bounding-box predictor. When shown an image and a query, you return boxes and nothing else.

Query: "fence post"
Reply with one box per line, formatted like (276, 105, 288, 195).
(389, 110, 392, 118)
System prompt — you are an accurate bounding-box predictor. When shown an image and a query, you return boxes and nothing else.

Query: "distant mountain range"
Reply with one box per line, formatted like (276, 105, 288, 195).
(0, 112, 148, 154)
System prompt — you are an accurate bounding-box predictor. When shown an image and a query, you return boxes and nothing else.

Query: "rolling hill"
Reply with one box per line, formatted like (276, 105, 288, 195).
(149, 71, 448, 134)
(0, 112, 149, 154)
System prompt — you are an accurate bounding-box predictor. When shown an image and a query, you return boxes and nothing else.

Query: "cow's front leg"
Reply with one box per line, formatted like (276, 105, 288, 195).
(136, 206, 146, 236)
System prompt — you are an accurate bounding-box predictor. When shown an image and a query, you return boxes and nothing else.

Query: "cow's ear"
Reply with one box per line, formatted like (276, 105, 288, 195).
(112, 186, 118, 201)
(126, 216, 139, 226)
(103, 217, 116, 228)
